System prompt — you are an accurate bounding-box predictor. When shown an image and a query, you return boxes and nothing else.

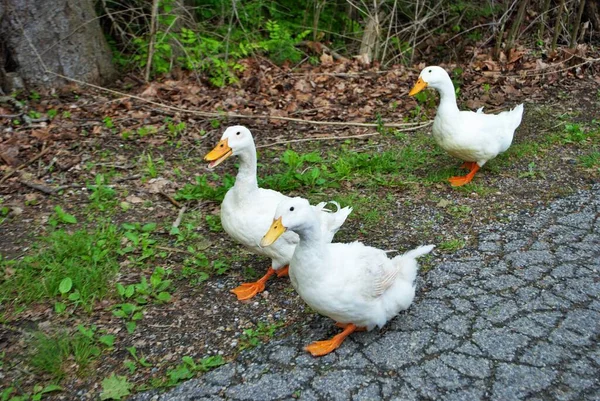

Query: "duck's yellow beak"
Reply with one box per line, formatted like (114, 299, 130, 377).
(204, 138, 232, 169)
(409, 78, 427, 96)
(260, 217, 286, 247)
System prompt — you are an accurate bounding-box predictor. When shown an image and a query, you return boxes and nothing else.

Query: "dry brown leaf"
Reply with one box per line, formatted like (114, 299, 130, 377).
(146, 178, 172, 194)
(294, 80, 311, 93)
(140, 84, 159, 98)
(125, 195, 144, 204)
(320, 53, 334, 66)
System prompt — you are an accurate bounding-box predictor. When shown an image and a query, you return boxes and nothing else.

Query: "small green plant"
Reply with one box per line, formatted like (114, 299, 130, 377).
(563, 123, 588, 143)
(438, 238, 466, 252)
(579, 151, 600, 169)
(103, 116, 114, 129)
(239, 321, 283, 350)
(111, 302, 144, 334)
(165, 355, 225, 387)
(28, 110, 41, 119)
(205, 215, 222, 232)
(519, 161, 546, 179)
(1, 384, 62, 401)
(119, 222, 158, 262)
(175, 174, 235, 203)
(28, 91, 40, 101)
(100, 373, 132, 400)
(180, 254, 211, 285)
(144, 153, 158, 178)
(166, 119, 186, 137)
(87, 174, 116, 211)
(48, 206, 77, 227)
(47, 109, 58, 119)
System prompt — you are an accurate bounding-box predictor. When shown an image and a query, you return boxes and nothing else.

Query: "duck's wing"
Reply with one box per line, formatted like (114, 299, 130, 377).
(349, 246, 398, 299)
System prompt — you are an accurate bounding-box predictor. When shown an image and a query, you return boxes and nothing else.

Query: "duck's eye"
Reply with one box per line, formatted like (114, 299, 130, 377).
(219, 143, 224, 147)
(289, 207, 294, 211)
(236, 132, 241, 135)
(428, 69, 432, 73)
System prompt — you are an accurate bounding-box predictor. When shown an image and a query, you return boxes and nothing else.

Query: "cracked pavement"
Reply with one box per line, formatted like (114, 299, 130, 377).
(133, 185, 600, 401)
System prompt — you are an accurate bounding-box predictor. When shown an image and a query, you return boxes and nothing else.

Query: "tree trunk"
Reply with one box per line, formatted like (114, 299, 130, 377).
(584, 0, 600, 30)
(0, 0, 116, 92)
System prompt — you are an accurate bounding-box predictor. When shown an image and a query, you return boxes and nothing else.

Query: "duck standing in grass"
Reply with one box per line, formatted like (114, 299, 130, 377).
(261, 197, 434, 356)
(204, 126, 352, 301)
(409, 66, 524, 186)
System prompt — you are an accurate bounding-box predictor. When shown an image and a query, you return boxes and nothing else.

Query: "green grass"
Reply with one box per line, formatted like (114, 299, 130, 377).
(29, 326, 102, 380)
(176, 137, 441, 204)
(579, 150, 600, 169)
(0, 225, 121, 311)
(438, 238, 466, 252)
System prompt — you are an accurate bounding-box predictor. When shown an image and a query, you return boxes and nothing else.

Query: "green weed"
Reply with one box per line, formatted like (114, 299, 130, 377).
(579, 151, 600, 169)
(438, 238, 466, 252)
(164, 355, 225, 387)
(239, 321, 283, 351)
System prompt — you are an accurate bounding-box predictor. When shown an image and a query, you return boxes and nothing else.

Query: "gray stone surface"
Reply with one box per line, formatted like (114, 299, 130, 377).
(131, 185, 600, 400)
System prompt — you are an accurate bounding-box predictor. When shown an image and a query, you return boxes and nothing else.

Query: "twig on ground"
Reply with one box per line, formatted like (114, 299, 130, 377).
(43, 71, 424, 129)
(0, 145, 53, 185)
(255, 121, 433, 148)
(172, 206, 187, 229)
(19, 180, 59, 195)
(160, 192, 183, 208)
(155, 246, 193, 255)
(114, 174, 141, 183)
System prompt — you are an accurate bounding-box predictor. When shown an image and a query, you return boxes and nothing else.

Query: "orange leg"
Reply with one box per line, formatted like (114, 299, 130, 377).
(335, 322, 367, 331)
(304, 323, 364, 357)
(230, 267, 276, 301)
(275, 265, 289, 278)
(460, 161, 476, 170)
(449, 163, 480, 187)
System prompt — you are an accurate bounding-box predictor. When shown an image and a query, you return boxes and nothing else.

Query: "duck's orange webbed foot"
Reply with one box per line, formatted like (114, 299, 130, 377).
(230, 267, 276, 301)
(304, 323, 364, 357)
(275, 265, 289, 278)
(449, 163, 480, 187)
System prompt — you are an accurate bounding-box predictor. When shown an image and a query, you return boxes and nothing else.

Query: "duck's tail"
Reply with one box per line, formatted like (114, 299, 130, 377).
(393, 244, 435, 284)
(314, 201, 353, 243)
(508, 104, 524, 131)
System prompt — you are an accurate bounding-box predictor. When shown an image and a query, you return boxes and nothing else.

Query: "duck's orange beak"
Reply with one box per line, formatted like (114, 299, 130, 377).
(409, 78, 428, 96)
(260, 217, 286, 247)
(204, 138, 232, 169)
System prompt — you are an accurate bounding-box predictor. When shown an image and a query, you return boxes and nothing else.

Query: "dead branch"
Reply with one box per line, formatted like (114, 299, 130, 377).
(159, 191, 183, 208)
(46, 71, 421, 129)
(0, 146, 53, 185)
(256, 121, 433, 148)
(19, 180, 58, 195)
(114, 174, 141, 183)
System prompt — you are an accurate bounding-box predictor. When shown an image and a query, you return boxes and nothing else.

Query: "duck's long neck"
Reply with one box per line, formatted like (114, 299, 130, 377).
(293, 219, 326, 268)
(435, 79, 459, 115)
(233, 147, 258, 193)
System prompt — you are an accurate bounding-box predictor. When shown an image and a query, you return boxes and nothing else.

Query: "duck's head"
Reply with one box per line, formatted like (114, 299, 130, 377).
(204, 125, 255, 169)
(409, 66, 450, 96)
(260, 197, 312, 247)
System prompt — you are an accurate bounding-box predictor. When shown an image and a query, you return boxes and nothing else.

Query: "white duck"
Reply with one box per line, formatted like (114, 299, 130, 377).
(204, 126, 352, 301)
(409, 66, 524, 186)
(260, 197, 434, 356)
